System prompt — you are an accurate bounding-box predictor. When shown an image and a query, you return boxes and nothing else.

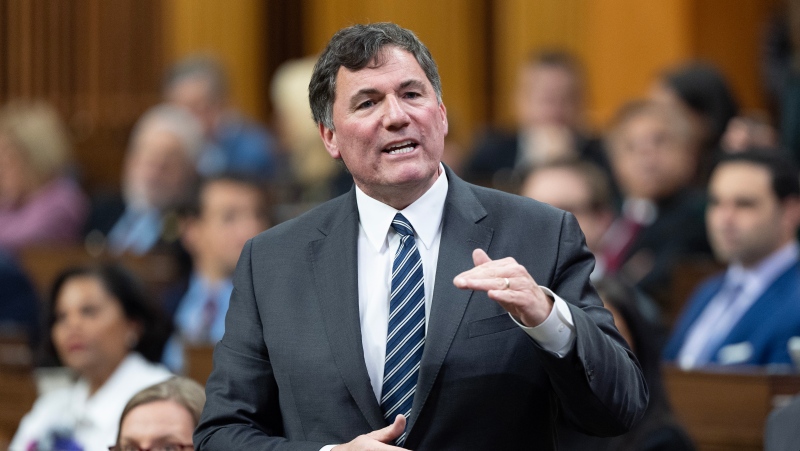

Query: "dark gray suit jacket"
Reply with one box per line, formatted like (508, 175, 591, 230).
(195, 167, 648, 450)
(765, 394, 800, 451)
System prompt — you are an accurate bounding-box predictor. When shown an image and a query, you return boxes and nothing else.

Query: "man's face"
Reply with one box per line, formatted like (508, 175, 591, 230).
(185, 180, 268, 276)
(611, 113, 695, 200)
(516, 65, 581, 130)
(319, 46, 448, 208)
(167, 76, 220, 137)
(521, 167, 612, 252)
(124, 125, 196, 210)
(707, 162, 792, 267)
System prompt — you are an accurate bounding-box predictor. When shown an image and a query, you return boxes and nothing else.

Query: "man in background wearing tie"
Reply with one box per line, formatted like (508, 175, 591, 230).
(195, 23, 647, 450)
(665, 150, 800, 368)
(160, 174, 270, 372)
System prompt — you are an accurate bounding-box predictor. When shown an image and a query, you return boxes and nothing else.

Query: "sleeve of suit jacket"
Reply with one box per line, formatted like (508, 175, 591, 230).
(194, 239, 326, 451)
(535, 211, 648, 436)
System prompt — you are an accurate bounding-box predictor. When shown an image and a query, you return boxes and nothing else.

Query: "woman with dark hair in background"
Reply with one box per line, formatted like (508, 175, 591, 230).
(651, 62, 740, 183)
(10, 264, 172, 451)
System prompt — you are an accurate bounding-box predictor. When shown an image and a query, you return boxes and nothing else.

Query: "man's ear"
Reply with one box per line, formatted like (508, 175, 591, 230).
(781, 196, 800, 231)
(439, 102, 449, 137)
(179, 217, 201, 255)
(319, 122, 341, 159)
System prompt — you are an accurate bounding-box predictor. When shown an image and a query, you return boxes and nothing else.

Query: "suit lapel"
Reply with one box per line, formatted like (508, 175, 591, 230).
(310, 192, 386, 431)
(407, 168, 493, 436)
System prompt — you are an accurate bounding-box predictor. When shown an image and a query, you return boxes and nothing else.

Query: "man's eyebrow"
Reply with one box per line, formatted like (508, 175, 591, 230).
(399, 79, 427, 91)
(347, 80, 429, 108)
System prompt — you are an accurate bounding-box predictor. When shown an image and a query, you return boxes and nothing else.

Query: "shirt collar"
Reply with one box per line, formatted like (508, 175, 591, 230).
(188, 272, 233, 295)
(356, 164, 449, 252)
(726, 241, 800, 291)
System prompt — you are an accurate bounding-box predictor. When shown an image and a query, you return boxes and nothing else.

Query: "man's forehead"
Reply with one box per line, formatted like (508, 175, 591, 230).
(335, 47, 427, 88)
(712, 163, 773, 194)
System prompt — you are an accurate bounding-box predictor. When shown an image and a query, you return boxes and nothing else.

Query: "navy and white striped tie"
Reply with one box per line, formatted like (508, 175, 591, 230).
(381, 213, 425, 446)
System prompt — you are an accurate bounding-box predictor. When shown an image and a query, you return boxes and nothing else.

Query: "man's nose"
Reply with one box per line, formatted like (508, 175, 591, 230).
(382, 95, 410, 129)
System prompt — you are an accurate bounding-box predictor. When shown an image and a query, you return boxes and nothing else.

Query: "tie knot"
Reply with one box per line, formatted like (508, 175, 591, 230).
(392, 213, 415, 237)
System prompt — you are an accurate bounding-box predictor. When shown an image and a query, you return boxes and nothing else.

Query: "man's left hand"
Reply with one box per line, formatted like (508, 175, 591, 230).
(453, 249, 553, 327)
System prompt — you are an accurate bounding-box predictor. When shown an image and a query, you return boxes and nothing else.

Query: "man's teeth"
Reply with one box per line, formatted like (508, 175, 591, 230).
(385, 142, 416, 154)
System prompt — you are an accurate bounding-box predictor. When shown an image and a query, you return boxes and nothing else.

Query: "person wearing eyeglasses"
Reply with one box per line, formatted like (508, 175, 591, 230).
(109, 377, 204, 451)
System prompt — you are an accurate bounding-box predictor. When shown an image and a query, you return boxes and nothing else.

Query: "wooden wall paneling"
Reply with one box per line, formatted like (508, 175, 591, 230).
(70, 0, 164, 193)
(1, 0, 166, 193)
(692, 0, 782, 114)
(163, 0, 269, 122)
(302, 0, 489, 152)
(0, 2, 5, 99)
(583, 0, 694, 128)
(491, 0, 587, 129)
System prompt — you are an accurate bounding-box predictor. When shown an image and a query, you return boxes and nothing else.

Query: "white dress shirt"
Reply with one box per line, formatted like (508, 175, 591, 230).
(677, 241, 800, 369)
(10, 353, 172, 451)
(321, 166, 576, 450)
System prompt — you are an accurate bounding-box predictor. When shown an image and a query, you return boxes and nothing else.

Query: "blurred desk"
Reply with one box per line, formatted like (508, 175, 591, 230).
(664, 365, 800, 451)
(185, 343, 214, 387)
(0, 335, 36, 449)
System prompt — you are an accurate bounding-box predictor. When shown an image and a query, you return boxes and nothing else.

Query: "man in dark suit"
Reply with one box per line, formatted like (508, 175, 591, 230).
(664, 151, 800, 368)
(604, 100, 712, 307)
(462, 50, 612, 192)
(84, 104, 203, 256)
(195, 23, 647, 450)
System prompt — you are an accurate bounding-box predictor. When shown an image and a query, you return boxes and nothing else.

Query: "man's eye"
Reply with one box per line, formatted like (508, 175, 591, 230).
(357, 100, 375, 109)
(160, 445, 190, 451)
(404, 92, 420, 99)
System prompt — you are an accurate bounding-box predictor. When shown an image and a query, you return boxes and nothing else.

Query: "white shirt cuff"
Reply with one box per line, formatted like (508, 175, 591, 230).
(509, 286, 576, 357)
(320, 446, 338, 451)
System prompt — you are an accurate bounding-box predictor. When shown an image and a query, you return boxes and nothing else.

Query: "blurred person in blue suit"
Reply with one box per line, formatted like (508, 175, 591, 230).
(164, 55, 281, 181)
(161, 174, 269, 372)
(664, 150, 800, 368)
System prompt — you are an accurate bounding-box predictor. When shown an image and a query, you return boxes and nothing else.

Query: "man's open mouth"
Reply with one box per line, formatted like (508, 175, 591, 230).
(383, 140, 418, 155)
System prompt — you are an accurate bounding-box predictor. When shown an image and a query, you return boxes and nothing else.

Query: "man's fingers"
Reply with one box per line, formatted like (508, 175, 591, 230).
(472, 248, 492, 266)
(456, 276, 513, 292)
(367, 414, 406, 443)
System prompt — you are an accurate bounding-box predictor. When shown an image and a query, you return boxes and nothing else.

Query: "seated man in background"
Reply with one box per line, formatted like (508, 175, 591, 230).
(463, 50, 611, 190)
(605, 100, 711, 307)
(521, 159, 662, 323)
(522, 162, 689, 450)
(85, 104, 203, 256)
(520, 160, 615, 280)
(164, 55, 281, 181)
(162, 174, 269, 372)
(664, 150, 800, 368)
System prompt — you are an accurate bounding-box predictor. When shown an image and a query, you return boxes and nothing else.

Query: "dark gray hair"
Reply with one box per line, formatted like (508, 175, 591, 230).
(309, 23, 443, 130)
(163, 54, 229, 104)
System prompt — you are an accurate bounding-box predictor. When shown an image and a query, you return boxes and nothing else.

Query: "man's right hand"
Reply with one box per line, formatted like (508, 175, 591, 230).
(331, 415, 410, 450)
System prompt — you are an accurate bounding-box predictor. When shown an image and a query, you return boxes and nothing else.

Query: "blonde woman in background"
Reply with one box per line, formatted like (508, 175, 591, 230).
(0, 101, 89, 252)
(110, 377, 205, 451)
(271, 57, 342, 202)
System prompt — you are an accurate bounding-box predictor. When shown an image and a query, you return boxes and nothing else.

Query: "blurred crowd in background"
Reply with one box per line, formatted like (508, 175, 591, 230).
(4, 5, 800, 451)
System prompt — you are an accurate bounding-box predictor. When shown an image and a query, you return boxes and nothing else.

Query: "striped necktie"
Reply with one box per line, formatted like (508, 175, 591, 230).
(381, 213, 425, 446)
